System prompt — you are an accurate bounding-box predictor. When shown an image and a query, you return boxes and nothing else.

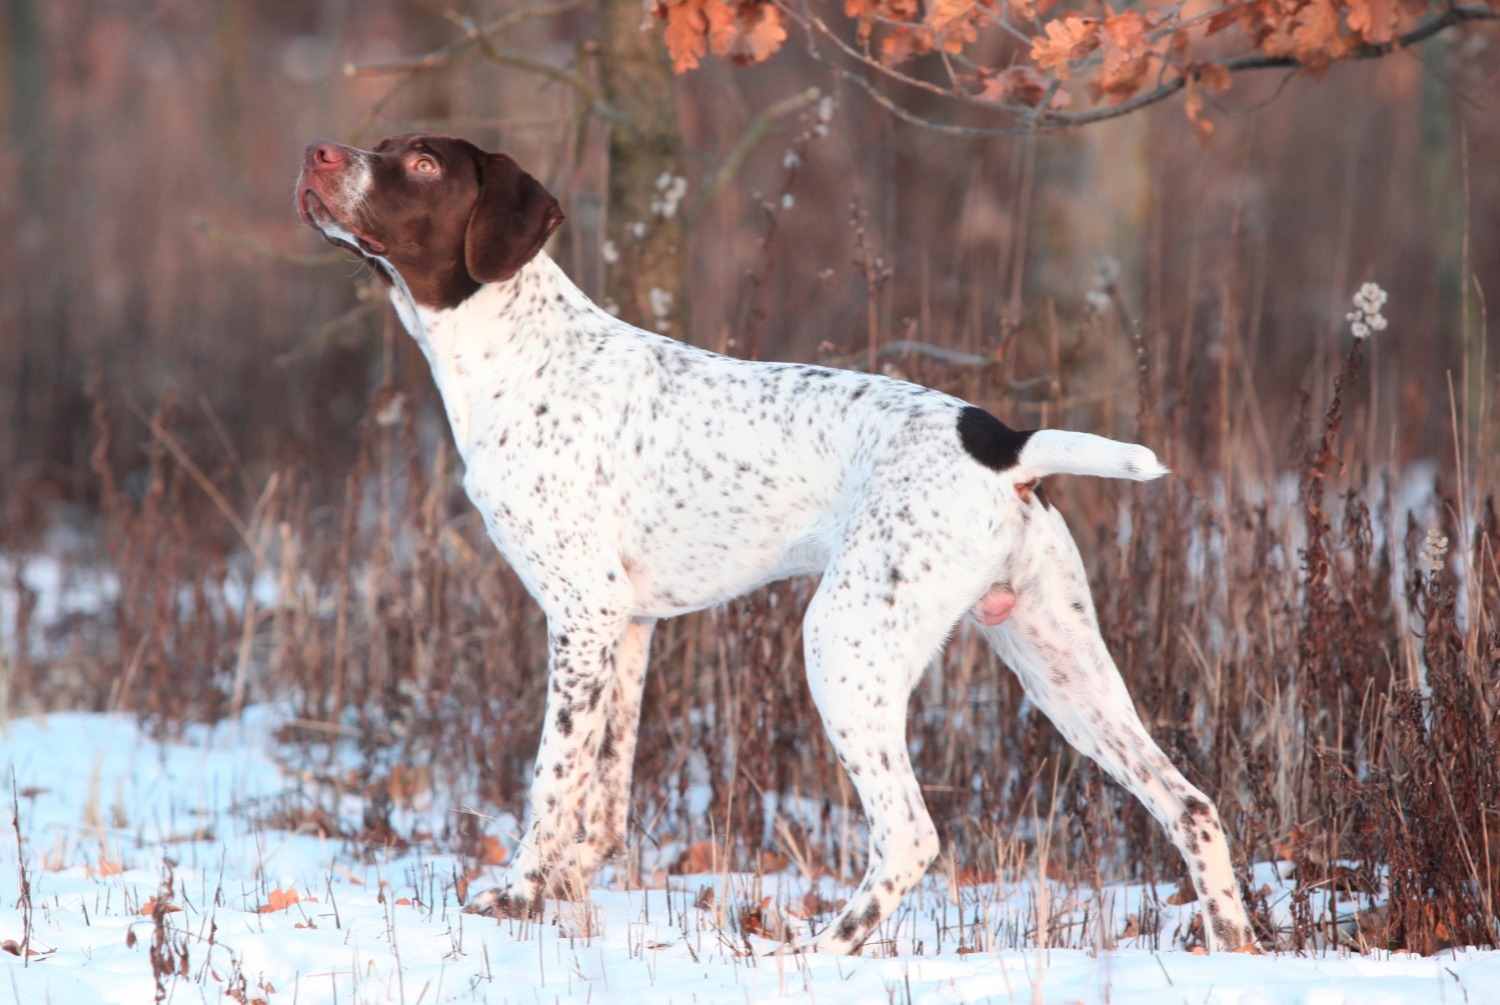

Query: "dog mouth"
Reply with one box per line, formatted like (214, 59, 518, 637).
(297, 185, 388, 256)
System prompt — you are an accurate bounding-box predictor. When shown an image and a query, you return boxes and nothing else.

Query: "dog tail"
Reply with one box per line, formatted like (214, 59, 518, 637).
(1013, 430, 1169, 483)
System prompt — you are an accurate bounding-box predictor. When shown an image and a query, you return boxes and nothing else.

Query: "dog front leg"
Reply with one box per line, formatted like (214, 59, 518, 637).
(466, 614, 632, 918)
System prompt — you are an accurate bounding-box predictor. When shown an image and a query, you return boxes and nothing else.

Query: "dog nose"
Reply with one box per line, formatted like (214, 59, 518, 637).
(305, 141, 347, 171)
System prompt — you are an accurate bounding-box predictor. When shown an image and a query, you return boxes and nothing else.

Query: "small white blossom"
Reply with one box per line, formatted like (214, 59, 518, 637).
(648, 286, 674, 323)
(780, 192, 795, 210)
(1354, 282, 1388, 315)
(1093, 254, 1122, 288)
(783, 150, 800, 170)
(600, 239, 619, 264)
(1345, 281, 1387, 339)
(629, 221, 648, 240)
(1421, 527, 1450, 573)
(817, 95, 835, 122)
(1085, 289, 1112, 312)
(650, 174, 688, 219)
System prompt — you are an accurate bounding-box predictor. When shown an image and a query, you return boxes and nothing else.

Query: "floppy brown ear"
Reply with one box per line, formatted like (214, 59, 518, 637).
(465, 153, 564, 284)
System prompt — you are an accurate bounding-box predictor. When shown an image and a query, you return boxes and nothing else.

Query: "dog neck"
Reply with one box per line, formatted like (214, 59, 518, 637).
(388, 252, 616, 459)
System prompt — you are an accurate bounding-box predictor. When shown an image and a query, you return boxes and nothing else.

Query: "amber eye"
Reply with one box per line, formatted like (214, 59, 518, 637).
(411, 155, 439, 175)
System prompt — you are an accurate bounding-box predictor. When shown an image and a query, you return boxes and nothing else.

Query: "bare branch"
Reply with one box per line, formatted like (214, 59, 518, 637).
(344, 0, 587, 77)
(342, 0, 626, 130)
(194, 217, 347, 269)
(690, 86, 823, 223)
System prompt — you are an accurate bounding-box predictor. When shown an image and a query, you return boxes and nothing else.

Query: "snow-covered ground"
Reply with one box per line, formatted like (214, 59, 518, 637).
(4, 711, 1498, 1004)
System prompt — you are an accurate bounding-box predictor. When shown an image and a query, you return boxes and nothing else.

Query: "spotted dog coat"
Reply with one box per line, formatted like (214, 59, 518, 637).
(296, 134, 1256, 954)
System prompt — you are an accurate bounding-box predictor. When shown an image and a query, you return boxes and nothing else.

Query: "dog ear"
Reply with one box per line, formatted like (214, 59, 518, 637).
(465, 153, 564, 285)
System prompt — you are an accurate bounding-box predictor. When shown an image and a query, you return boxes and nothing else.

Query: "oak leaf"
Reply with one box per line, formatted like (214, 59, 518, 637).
(478, 833, 508, 866)
(719, 3, 787, 65)
(1346, 0, 1402, 44)
(258, 887, 301, 913)
(1099, 9, 1149, 74)
(976, 65, 1053, 107)
(1289, 0, 1348, 69)
(929, 0, 978, 30)
(927, 0, 986, 49)
(882, 25, 942, 63)
(1195, 62, 1233, 94)
(139, 897, 183, 916)
(661, 0, 711, 73)
(1030, 15, 1100, 78)
(1183, 77, 1214, 144)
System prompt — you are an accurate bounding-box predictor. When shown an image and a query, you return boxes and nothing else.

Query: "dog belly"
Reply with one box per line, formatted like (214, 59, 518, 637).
(625, 532, 830, 617)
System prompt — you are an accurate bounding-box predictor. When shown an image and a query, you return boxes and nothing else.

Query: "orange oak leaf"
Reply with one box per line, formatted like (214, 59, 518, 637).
(719, 2, 787, 65)
(928, 0, 987, 50)
(1183, 76, 1214, 144)
(477, 833, 508, 866)
(1195, 62, 1233, 94)
(258, 887, 301, 913)
(1289, 0, 1348, 68)
(1099, 8, 1149, 73)
(661, 0, 711, 73)
(139, 897, 182, 916)
(881, 24, 941, 63)
(1346, 0, 1402, 44)
(1095, 9, 1153, 102)
(1030, 15, 1100, 78)
(977, 65, 1052, 106)
(929, 0, 977, 30)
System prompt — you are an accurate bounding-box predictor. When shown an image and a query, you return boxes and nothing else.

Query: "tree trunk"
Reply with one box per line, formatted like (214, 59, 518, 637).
(596, 0, 687, 337)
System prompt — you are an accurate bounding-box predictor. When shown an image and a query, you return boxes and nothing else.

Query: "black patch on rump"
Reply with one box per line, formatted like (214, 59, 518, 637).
(956, 406, 1033, 471)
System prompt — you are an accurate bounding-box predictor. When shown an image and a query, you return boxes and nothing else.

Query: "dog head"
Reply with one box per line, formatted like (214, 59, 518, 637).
(297, 134, 564, 309)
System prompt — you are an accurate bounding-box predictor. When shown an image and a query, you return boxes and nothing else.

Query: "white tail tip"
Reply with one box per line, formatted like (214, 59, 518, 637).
(1015, 430, 1169, 482)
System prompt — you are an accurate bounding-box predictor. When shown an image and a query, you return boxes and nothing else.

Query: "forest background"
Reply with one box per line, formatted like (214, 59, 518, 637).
(1, 0, 1498, 957)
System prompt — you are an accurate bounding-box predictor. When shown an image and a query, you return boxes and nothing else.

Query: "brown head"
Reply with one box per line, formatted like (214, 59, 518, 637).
(296, 134, 564, 310)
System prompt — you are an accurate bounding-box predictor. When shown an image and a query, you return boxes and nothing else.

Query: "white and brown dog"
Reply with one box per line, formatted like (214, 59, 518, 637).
(296, 134, 1255, 953)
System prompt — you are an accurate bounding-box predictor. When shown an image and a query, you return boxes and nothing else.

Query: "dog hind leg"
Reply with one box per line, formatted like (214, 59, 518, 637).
(980, 504, 1255, 951)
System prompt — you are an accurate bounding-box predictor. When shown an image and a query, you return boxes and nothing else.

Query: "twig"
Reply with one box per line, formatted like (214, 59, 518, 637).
(194, 218, 345, 269)
(125, 394, 256, 557)
(344, 0, 587, 77)
(343, 1, 624, 126)
(690, 86, 823, 225)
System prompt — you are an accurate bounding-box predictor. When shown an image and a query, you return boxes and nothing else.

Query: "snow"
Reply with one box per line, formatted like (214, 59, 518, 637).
(4, 711, 1499, 1004)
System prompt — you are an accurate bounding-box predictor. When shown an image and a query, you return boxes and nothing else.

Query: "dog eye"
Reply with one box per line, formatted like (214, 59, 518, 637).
(411, 155, 439, 175)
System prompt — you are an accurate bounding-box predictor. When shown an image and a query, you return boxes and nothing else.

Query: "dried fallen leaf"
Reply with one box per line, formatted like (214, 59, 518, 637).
(258, 887, 301, 913)
(1165, 886, 1197, 906)
(139, 897, 182, 916)
(677, 839, 720, 874)
(478, 834, 508, 866)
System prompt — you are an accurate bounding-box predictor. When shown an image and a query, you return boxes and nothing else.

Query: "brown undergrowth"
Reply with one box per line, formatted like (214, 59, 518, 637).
(1, 300, 1494, 957)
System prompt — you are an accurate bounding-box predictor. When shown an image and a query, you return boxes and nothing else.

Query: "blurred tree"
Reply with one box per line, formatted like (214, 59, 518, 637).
(598, 0, 687, 334)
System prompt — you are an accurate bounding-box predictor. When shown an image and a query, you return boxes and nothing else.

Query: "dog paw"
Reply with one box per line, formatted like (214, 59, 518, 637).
(462, 885, 539, 919)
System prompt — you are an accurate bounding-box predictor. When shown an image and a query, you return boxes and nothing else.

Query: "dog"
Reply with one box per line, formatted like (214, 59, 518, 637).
(296, 134, 1255, 954)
